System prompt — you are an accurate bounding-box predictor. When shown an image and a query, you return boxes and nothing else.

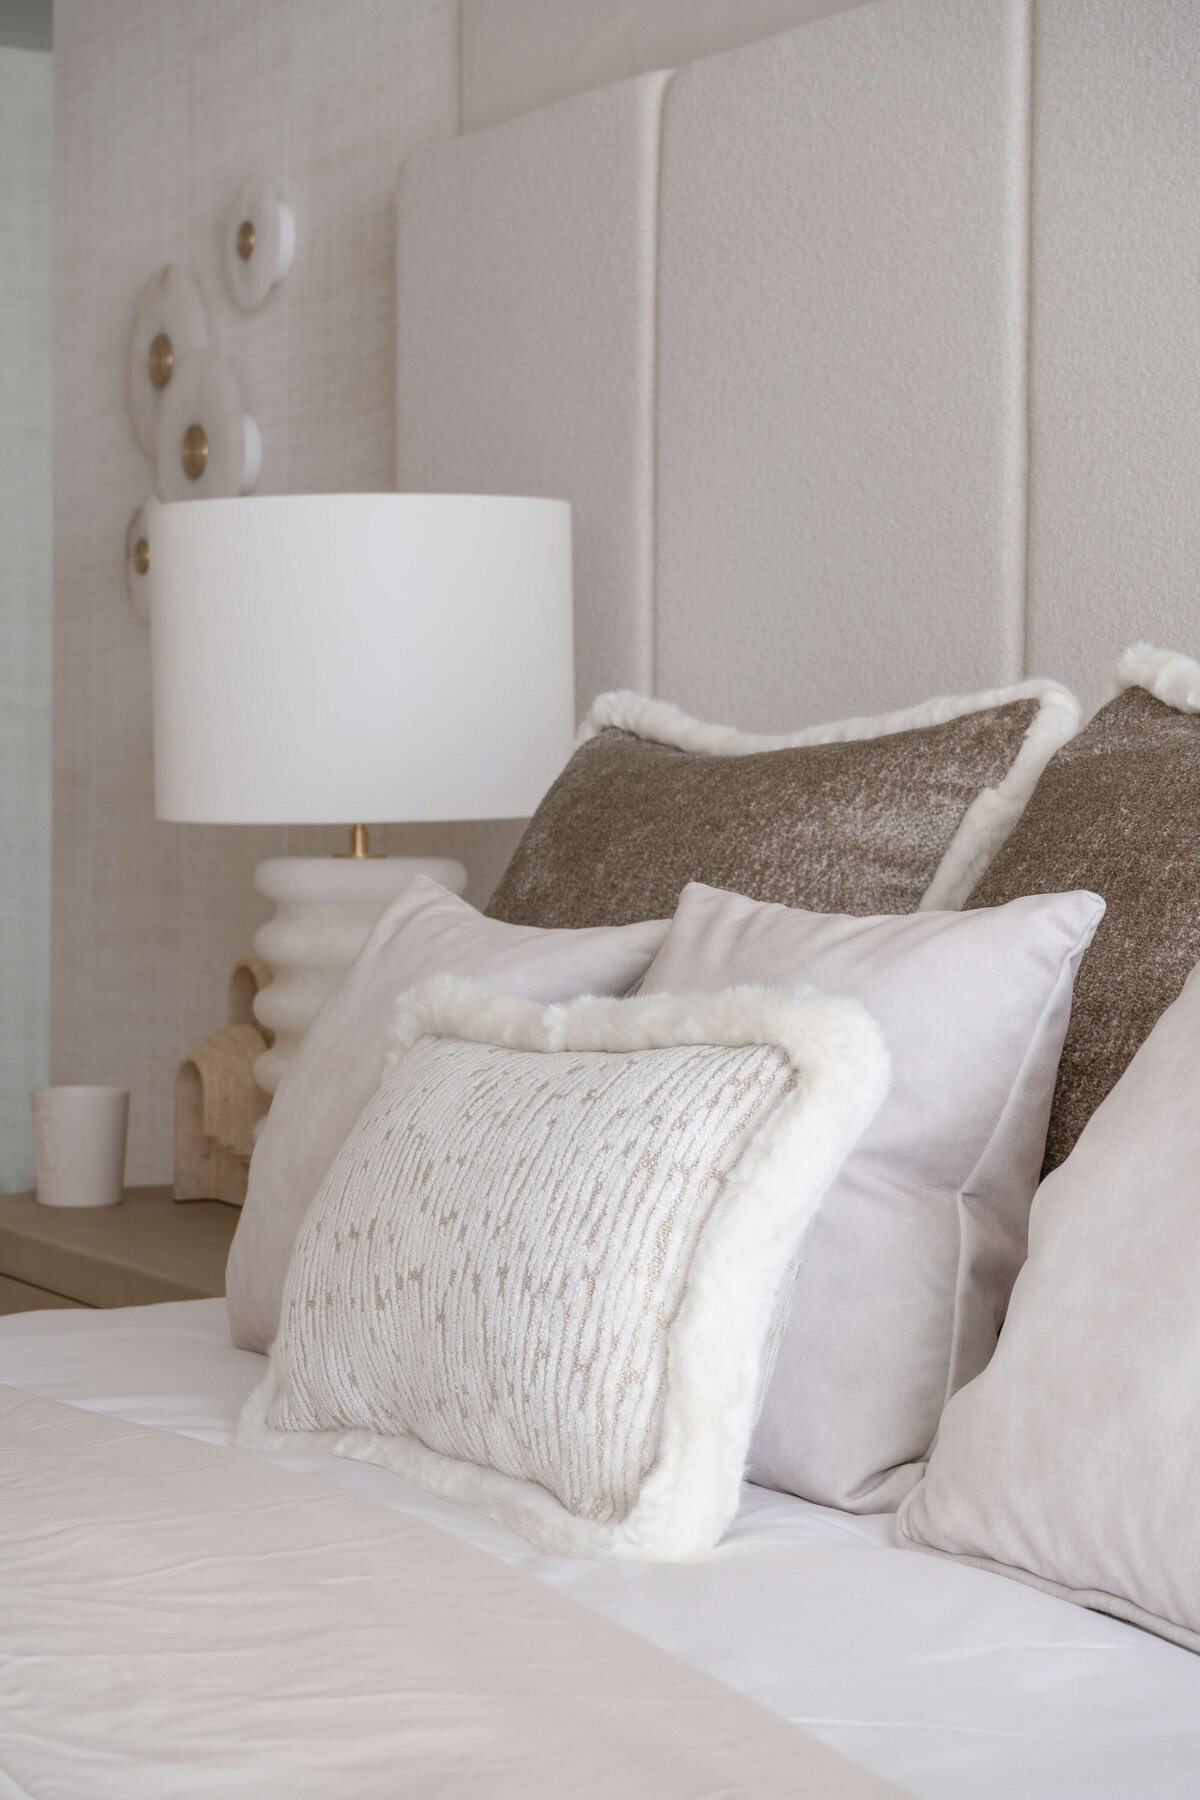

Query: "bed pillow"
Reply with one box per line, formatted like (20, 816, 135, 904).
(226, 877, 669, 1355)
(968, 643, 1200, 1172)
(485, 681, 1080, 928)
(238, 978, 889, 1560)
(897, 961, 1200, 1653)
(638, 881, 1104, 1512)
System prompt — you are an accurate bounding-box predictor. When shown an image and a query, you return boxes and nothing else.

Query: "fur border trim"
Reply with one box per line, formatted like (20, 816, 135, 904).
(578, 683, 1081, 913)
(1114, 642, 1200, 713)
(239, 977, 889, 1562)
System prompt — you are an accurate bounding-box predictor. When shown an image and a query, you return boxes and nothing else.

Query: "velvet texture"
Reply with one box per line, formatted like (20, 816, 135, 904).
(899, 962, 1200, 1655)
(488, 684, 1080, 929)
(639, 881, 1103, 1510)
(969, 678, 1200, 1170)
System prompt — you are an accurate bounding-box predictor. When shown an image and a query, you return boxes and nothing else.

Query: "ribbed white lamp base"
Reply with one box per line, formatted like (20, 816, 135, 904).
(251, 856, 467, 1096)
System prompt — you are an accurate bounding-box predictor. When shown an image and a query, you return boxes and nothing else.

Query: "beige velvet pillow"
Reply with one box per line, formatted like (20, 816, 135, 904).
(898, 961, 1200, 1654)
(239, 978, 889, 1560)
(486, 682, 1080, 928)
(227, 877, 669, 1355)
(969, 643, 1200, 1172)
(639, 881, 1104, 1512)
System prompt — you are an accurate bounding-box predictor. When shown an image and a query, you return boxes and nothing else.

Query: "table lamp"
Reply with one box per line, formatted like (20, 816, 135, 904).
(150, 493, 573, 1095)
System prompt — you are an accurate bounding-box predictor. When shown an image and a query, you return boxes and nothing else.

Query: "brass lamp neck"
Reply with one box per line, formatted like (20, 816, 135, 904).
(334, 824, 383, 858)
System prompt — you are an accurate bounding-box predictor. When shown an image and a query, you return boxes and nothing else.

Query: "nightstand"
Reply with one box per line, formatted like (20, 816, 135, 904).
(0, 1186, 239, 1314)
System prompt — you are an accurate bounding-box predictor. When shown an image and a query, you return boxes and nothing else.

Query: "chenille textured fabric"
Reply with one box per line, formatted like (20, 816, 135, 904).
(242, 979, 889, 1560)
(486, 691, 1069, 929)
(968, 681, 1200, 1171)
(267, 1037, 793, 1524)
(227, 877, 669, 1356)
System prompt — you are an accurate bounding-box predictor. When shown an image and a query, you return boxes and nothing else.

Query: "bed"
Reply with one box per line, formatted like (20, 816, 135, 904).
(8, 1, 1200, 1792)
(3, 1298, 1200, 1799)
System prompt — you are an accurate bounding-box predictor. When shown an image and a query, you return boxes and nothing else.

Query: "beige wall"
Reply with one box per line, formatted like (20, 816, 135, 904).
(461, 0, 873, 129)
(51, 0, 464, 1183)
(52, 0, 873, 1183)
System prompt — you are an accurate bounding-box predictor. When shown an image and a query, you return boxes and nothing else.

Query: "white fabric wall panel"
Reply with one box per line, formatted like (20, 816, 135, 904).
(397, 76, 667, 710)
(459, 0, 873, 131)
(0, 48, 52, 1190)
(654, 0, 1032, 729)
(1025, 0, 1200, 714)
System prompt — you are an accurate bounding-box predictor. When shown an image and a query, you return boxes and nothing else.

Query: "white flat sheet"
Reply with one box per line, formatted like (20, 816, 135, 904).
(1, 1299, 1197, 1799)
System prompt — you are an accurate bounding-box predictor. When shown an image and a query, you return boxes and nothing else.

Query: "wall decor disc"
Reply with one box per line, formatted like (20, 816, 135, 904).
(128, 264, 208, 458)
(225, 174, 296, 310)
(155, 350, 262, 502)
(124, 494, 161, 624)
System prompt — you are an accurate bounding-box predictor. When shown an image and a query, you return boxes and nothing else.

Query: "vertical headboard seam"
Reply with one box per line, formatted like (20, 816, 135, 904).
(1013, 0, 1036, 682)
(647, 70, 670, 699)
(641, 70, 672, 700)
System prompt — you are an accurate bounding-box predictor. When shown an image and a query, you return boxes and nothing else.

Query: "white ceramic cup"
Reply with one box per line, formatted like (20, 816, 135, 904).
(31, 1086, 130, 1208)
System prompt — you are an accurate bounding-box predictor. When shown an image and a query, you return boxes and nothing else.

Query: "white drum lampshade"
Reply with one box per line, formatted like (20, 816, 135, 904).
(150, 493, 573, 1092)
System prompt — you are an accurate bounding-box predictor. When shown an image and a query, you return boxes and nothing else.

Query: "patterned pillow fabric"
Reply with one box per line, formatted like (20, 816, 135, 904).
(239, 977, 889, 1561)
(227, 876, 670, 1356)
(485, 682, 1080, 929)
(968, 643, 1200, 1172)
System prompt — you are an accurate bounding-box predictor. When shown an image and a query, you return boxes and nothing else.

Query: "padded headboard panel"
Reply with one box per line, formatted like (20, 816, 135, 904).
(655, 0, 1028, 727)
(1026, 1, 1200, 698)
(398, 75, 667, 711)
(399, 0, 1200, 723)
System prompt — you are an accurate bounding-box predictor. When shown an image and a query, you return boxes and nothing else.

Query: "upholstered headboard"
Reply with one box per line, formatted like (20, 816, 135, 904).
(398, 0, 1200, 725)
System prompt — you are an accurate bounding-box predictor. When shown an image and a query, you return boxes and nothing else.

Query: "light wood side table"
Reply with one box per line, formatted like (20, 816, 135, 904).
(0, 1186, 239, 1315)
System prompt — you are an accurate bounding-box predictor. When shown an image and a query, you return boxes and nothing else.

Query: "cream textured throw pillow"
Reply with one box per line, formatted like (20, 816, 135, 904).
(239, 978, 889, 1560)
(639, 882, 1104, 1512)
(227, 877, 669, 1355)
(898, 962, 1200, 1653)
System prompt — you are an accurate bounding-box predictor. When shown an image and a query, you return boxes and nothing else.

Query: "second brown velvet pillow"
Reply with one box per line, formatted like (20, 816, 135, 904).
(969, 644, 1200, 1172)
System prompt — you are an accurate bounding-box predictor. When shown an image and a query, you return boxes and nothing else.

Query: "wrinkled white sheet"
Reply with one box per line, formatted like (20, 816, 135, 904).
(1, 1385, 903, 1800)
(2, 1299, 1199, 1799)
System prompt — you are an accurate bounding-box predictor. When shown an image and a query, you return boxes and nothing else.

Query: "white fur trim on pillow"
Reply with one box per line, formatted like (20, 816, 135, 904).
(239, 977, 889, 1561)
(578, 682, 1081, 913)
(919, 684, 1080, 908)
(1114, 642, 1200, 714)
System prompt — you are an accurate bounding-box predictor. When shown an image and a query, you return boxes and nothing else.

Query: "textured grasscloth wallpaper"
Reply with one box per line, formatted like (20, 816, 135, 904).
(50, 0, 872, 1181)
(50, 0, 469, 1182)
(0, 47, 51, 1191)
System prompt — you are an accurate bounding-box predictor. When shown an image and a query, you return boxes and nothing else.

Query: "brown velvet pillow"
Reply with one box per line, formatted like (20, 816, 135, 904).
(968, 645, 1200, 1172)
(486, 685, 1079, 930)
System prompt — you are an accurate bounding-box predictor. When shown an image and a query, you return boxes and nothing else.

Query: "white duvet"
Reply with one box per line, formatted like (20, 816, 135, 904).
(1, 1298, 1198, 1799)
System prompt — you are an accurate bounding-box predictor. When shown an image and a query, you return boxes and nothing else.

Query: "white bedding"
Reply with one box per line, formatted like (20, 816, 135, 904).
(1, 1299, 1198, 1799)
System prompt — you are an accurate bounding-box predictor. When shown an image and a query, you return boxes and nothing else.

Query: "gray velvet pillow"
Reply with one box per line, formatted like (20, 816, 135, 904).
(898, 959, 1200, 1654)
(638, 881, 1103, 1512)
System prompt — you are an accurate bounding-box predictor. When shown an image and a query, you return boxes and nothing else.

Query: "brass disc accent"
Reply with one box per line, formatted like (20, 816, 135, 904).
(236, 219, 256, 260)
(181, 423, 209, 481)
(148, 333, 174, 389)
(133, 537, 150, 576)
